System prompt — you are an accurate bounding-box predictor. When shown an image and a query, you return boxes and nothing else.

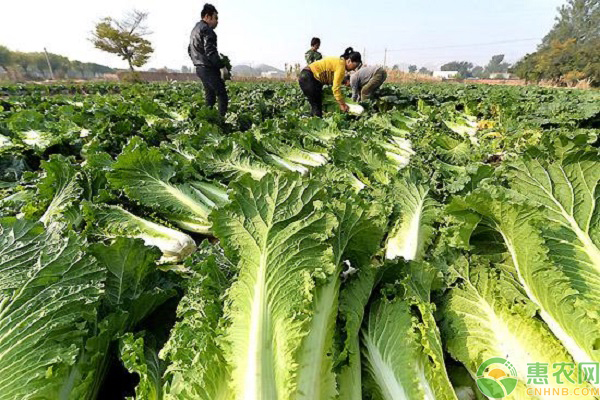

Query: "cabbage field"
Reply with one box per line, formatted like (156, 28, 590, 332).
(1, 82, 599, 400)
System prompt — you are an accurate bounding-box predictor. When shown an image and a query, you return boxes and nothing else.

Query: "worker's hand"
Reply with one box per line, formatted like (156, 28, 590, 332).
(339, 103, 349, 113)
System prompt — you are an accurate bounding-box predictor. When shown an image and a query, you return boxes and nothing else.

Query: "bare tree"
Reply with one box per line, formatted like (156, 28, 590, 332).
(91, 10, 154, 71)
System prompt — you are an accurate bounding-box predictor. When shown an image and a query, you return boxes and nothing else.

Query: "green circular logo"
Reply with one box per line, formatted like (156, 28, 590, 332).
(476, 357, 519, 398)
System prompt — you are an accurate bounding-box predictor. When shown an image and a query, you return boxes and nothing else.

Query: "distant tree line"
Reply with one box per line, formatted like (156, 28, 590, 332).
(392, 0, 598, 86)
(392, 64, 435, 76)
(512, 0, 599, 87)
(440, 55, 511, 79)
(0, 45, 114, 81)
(395, 54, 511, 79)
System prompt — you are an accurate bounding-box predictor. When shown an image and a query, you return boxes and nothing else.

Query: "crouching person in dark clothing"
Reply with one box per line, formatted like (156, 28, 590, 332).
(350, 65, 387, 102)
(189, 3, 228, 117)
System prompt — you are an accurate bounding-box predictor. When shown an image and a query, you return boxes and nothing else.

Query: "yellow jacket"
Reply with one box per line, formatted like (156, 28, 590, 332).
(309, 57, 346, 102)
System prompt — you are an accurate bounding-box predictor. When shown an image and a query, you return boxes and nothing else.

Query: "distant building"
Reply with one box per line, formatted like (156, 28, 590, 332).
(433, 71, 458, 79)
(489, 72, 511, 80)
(260, 70, 286, 79)
(148, 67, 180, 73)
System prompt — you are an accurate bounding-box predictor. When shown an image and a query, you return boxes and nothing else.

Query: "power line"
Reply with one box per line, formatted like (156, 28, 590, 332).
(370, 38, 541, 54)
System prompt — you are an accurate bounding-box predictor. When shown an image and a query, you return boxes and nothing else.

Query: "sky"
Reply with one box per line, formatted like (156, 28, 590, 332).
(0, 0, 566, 71)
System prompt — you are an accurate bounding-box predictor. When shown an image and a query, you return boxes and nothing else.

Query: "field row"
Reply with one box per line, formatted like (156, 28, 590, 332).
(0, 82, 599, 399)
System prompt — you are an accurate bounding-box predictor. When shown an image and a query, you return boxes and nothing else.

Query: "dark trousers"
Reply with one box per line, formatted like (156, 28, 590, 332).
(195, 66, 228, 117)
(298, 69, 323, 117)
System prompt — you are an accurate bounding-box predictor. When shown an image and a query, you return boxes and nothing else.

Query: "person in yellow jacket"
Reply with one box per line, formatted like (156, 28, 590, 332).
(298, 47, 362, 117)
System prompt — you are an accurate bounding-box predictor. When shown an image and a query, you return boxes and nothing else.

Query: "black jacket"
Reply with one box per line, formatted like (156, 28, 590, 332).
(188, 20, 220, 68)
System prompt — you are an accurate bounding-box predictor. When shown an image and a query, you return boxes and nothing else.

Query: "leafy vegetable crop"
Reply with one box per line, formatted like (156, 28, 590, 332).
(0, 81, 599, 399)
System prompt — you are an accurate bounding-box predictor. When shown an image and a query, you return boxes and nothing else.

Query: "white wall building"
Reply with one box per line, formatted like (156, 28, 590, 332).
(489, 72, 511, 79)
(260, 70, 285, 79)
(433, 71, 459, 79)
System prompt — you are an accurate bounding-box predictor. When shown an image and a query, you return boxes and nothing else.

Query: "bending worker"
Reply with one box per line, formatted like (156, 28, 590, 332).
(299, 47, 362, 117)
(350, 64, 387, 101)
(188, 3, 228, 117)
(305, 37, 323, 64)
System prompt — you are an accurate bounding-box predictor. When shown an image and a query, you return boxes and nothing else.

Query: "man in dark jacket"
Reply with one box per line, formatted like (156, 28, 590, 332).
(189, 3, 228, 117)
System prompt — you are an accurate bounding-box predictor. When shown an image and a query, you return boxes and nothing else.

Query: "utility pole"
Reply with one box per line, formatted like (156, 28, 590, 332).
(383, 48, 387, 68)
(43, 48, 55, 80)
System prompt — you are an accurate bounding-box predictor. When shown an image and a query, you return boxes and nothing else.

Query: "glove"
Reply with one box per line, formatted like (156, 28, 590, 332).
(220, 67, 231, 81)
